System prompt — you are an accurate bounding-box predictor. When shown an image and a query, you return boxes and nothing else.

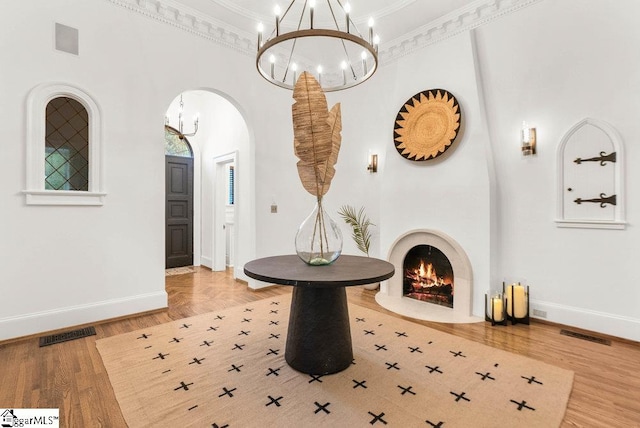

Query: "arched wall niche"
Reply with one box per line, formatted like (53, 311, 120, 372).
(556, 118, 625, 229)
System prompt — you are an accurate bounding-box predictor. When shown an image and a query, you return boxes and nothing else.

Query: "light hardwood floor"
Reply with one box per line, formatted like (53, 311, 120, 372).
(1, 267, 639, 427)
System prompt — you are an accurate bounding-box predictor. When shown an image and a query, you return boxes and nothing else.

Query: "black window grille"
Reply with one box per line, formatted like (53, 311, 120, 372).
(45, 97, 89, 191)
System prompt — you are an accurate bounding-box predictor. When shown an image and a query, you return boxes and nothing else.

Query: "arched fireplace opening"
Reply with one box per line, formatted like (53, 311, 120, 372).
(376, 229, 481, 323)
(403, 245, 454, 308)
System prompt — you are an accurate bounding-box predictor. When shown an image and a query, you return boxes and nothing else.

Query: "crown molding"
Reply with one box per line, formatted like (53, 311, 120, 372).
(106, 0, 544, 68)
(379, 0, 544, 63)
(204, 0, 418, 29)
(106, 0, 256, 56)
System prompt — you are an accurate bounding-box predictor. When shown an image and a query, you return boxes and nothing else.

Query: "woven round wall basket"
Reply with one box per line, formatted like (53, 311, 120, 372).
(393, 89, 461, 161)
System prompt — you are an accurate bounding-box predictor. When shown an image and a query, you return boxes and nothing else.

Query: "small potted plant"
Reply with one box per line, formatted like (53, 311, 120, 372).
(338, 205, 378, 290)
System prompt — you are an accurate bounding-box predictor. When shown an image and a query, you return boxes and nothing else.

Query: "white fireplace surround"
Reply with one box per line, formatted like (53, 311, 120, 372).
(376, 229, 483, 323)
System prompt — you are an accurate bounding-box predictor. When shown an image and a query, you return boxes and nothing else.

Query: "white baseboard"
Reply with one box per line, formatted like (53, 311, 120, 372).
(0, 291, 168, 342)
(201, 256, 213, 269)
(530, 299, 640, 342)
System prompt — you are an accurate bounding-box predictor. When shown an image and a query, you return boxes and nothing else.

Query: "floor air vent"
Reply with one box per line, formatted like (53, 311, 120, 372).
(39, 326, 96, 347)
(560, 329, 611, 346)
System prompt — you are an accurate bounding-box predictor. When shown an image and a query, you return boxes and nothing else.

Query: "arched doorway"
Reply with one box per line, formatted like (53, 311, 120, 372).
(164, 89, 251, 280)
(164, 125, 194, 268)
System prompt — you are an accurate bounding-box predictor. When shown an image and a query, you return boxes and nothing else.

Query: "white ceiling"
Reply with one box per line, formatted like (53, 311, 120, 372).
(170, 0, 479, 45)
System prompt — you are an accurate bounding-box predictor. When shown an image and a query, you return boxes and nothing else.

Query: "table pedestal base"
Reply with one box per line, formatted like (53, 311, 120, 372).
(285, 286, 353, 375)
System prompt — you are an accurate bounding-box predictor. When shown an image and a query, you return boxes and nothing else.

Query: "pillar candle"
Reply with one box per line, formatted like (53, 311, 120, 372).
(506, 284, 527, 318)
(491, 297, 504, 322)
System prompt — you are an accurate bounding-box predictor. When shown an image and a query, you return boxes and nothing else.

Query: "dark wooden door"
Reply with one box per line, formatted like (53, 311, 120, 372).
(166, 155, 194, 268)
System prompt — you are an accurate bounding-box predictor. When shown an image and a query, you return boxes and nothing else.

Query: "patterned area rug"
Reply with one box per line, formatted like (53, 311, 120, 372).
(97, 295, 573, 427)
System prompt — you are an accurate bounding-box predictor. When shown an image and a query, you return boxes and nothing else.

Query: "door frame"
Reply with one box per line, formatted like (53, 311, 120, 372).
(213, 151, 238, 275)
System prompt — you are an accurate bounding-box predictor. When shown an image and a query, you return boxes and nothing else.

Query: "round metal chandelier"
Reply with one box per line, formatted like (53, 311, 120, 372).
(256, 1, 379, 92)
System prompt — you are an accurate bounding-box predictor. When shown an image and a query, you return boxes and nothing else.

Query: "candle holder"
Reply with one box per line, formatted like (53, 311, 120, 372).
(503, 282, 530, 325)
(485, 292, 507, 326)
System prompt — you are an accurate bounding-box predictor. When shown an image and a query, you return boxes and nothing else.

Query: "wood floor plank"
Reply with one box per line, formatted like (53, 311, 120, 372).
(0, 266, 638, 427)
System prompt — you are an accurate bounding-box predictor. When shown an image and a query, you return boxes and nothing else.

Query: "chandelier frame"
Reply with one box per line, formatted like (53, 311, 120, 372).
(255, 1, 379, 92)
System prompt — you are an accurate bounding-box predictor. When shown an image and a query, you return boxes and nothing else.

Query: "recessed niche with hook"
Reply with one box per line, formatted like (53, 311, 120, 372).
(556, 118, 625, 229)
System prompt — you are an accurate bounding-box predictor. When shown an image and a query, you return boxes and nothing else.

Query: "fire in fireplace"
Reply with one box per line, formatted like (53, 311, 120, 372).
(403, 245, 454, 308)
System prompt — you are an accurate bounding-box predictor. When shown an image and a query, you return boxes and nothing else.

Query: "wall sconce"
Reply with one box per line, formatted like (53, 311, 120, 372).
(521, 121, 537, 156)
(367, 153, 378, 173)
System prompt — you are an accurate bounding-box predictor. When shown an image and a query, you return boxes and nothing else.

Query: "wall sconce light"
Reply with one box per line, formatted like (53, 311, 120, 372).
(367, 153, 378, 173)
(521, 121, 537, 156)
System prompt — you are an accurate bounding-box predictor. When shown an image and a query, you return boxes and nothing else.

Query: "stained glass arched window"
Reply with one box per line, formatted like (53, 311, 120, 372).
(25, 82, 105, 205)
(45, 97, 89, 191)
(165, 125, 193, 157)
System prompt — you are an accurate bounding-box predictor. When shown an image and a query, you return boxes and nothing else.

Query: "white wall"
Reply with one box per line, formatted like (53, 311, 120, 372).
(371, 33, 493, 318)
(2, 0, 639, 342)
(0, 0, 293, 340)
(473, 0, 640, 340)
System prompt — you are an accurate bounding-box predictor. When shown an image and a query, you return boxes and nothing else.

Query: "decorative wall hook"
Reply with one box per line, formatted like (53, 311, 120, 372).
(574, 193, 617, 207)
(574, 151, 616, 165)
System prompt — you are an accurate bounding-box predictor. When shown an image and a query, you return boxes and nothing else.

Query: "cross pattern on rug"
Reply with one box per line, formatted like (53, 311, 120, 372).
(96, 295, 573, 427)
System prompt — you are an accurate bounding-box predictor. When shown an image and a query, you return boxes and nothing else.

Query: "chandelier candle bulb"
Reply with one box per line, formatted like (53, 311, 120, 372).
(317, 65, 322, 86)
(310, 0, 315, 29)
(269, 55, 276, 78)
(361, 51, 367, 75)
(341, 61, 347, 85)
(368, 17, 374, 44)
(257, 23, 264, 49)
(291, 63, 297, 83)
(344, 2, 351, 32)
(373, 35, 380, 53)
(274, 5, 281, 36)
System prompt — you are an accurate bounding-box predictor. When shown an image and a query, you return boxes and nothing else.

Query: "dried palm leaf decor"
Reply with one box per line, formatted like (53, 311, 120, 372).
(292, 72, 343, 265)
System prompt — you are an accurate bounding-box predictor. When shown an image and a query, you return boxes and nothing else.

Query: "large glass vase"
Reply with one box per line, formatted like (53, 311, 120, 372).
(295, 198, 343, 265)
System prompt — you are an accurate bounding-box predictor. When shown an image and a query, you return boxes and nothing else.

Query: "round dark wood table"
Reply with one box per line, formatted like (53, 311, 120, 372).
(244, 255, 395, 375)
